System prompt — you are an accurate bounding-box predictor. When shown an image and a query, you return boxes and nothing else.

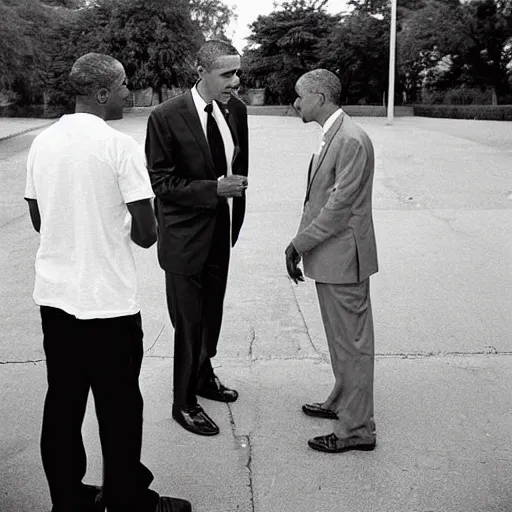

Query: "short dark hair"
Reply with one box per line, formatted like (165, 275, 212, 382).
(69, 53, 124, 96)
(296, 69, 341, 105)
(196, 40, 239, 71)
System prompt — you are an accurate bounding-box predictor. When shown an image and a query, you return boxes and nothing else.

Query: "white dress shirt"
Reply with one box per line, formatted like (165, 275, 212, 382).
(191, 85, 234, 176)
(317, 108, 343, 154)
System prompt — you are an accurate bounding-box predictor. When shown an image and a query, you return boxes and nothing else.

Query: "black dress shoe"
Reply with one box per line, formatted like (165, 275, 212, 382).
(172, 404, 219, 436)
(156, 496, 192, 512)
(302, 402, 338, 419)
(80, 484, 104, 512)
(197, 375, 238, 403)
(308, 432, 376, 453)
(51, 484, 105, 512)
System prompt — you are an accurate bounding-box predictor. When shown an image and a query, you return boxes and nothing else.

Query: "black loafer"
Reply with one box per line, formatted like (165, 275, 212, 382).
(308, 432, 376, 453)
(302, 402, 338, 419)
(156, 496, 192, 512)
(80, 484, 104, 512)
(172, 404, 219, 436)
(197, 375, 238, 403)
(51, 484, 105, 512)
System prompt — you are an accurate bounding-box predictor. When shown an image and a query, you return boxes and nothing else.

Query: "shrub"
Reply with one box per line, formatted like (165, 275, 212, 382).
(420, 86, 492, 105)
(413, 105, 512, 120)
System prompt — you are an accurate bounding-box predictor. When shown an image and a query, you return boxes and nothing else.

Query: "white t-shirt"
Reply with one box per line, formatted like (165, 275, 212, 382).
(24, 113, 154, 319)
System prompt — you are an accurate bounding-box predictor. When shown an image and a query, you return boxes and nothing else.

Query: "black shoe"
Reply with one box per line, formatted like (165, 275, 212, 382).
(197, 375, 238, 403)
(80, 484, 104, 512)
(172, 404, 219, 436)
(302, 402, 338, 419)
(51, 484, 105, 512)
(156, 496, 192, 512)
(308, 432, 376, 453)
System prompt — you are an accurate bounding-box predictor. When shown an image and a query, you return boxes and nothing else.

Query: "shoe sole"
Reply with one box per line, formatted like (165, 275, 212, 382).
(302, 407, 338, 420)
(197, 391, 238, 403)
(172, 415, 219, 436)
(308, 441, 376, 453)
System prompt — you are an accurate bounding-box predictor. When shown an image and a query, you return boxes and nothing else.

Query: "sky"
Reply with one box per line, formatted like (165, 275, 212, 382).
(226, 0, 345, 52)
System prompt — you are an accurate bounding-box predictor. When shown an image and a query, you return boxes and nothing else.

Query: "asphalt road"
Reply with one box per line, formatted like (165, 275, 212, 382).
(1, 113, 512, 512)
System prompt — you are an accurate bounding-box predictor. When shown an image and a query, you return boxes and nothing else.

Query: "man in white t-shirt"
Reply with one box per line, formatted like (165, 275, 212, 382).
(25, 53, 191, 512)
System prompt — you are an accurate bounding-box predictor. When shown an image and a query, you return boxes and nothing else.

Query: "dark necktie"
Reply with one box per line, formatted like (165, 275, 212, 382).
(204, 103, 227, 178)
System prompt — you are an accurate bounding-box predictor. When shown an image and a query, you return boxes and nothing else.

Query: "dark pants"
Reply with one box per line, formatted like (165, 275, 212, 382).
(165, 204, 230, 408)
(40, 306, 157, 512)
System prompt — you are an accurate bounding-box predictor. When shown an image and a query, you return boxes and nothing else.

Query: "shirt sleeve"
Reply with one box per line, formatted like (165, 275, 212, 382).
(117, 135, 154, 204)
(24, 142, 37, 200)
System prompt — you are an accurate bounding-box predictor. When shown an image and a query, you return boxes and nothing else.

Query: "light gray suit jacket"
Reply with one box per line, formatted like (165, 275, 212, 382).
(292, 113, 378, 284)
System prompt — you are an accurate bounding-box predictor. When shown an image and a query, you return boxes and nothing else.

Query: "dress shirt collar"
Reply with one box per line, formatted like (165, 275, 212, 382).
(191, 84, 209, 114)
(322, 108, 343, 136)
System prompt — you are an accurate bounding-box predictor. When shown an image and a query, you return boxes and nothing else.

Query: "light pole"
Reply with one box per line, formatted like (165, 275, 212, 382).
(387, 0, 397, 125)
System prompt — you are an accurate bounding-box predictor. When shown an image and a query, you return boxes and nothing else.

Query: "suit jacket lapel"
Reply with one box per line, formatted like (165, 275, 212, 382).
(219, 100, 240, 166)
(179, 90, 216, 178)
(306, 113, 345, 198)
(304, 155, 314, 204)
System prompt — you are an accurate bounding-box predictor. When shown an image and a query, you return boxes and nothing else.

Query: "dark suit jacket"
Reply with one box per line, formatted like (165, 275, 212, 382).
(145, 91, 249, 276)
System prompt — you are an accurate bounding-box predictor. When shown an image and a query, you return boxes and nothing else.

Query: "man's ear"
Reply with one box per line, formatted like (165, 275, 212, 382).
(197, 65, 207, 79)
(96, 88, 109, 104)
(318, 92, 326, 106)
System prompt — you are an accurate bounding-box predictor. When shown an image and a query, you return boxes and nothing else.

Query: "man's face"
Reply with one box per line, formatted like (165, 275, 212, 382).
(198, 55, 241, 104)
(293, 83, 320, 123)
(104, 64, 130, 120)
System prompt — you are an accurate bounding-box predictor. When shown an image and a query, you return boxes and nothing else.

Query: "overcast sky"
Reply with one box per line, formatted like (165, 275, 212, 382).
(227, 0, 345, 51)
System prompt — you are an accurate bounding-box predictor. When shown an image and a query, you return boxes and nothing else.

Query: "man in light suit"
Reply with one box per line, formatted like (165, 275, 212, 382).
(145, 40, 249, 437)
(286, 69, 378, 453)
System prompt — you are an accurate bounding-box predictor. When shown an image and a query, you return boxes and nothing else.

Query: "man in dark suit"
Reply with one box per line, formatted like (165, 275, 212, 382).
(145, 40, 249, 437)
(286, 69, 378, 453)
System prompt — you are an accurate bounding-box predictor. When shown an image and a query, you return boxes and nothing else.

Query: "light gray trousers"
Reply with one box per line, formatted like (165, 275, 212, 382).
(316, 278, 376, 440)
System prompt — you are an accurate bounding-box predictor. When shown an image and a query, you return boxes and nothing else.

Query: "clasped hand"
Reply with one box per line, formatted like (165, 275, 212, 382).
(285, 242, 304, 284)
(217, 174, 248, 198)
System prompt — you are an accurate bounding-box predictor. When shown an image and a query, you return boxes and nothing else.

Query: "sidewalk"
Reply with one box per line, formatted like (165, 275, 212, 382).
(1, 113, 512, 512)
(0, 117, 54, 141)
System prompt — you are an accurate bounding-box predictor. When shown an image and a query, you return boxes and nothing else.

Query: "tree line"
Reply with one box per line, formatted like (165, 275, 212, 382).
(0, 0, 234, 113)
(243, 0, 512, 105)
(1, 0, 512, 113)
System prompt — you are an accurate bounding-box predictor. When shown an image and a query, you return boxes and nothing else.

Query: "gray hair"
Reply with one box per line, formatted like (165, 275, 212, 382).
(196, 40, 239, 71)
(69, 53, 123, 96)
(296, 69, 341, 105)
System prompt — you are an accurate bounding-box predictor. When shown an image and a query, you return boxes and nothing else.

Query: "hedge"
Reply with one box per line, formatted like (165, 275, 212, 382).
(413, 105, 512, 121)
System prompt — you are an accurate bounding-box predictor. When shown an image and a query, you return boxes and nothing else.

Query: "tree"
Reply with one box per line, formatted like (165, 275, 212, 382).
(242, 0, 340, 104)
(319, 11, 389, 104)
(190, 0, 237, 40)
(397, 0, 469, 102)
(462, 0, 512, 103)
(102, 0, 203, 90)
(0, 0, 57, 103)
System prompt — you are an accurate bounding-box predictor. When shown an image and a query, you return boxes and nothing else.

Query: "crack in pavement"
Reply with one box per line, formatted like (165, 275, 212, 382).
(289, 282, 320, 356)
(144, 324, 165, 354)
(430, 211, 475, 237)
(226, 402, 255, 512)
(0, 359, 45, 365)
(248, 326, 256, 361)
(3, 350, 511, 366)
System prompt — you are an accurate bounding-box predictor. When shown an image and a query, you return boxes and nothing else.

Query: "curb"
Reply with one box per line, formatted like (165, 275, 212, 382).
(0, 122, 55, 143)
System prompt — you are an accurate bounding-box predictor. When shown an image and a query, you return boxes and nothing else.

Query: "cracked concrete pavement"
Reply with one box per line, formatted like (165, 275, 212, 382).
(1, 112, 512, 511)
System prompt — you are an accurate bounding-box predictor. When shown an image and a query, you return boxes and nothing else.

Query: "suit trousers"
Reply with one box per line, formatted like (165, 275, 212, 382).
(39, 306, 156, 512)
(165, 202, 231, 408)
(315, 279, 376, 440)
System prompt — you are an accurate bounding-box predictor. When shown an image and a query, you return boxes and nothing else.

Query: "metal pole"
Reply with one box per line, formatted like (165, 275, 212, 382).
(387, 0, 397, 125)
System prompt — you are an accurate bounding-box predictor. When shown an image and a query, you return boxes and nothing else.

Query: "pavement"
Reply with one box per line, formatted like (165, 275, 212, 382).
(1, 112, 512, 512)
(0, 118, 55, 141)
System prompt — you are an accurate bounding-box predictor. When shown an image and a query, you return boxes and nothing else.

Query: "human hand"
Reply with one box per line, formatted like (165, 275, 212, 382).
(285, 242, 304, 284)
(217, 174, 248, 198)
